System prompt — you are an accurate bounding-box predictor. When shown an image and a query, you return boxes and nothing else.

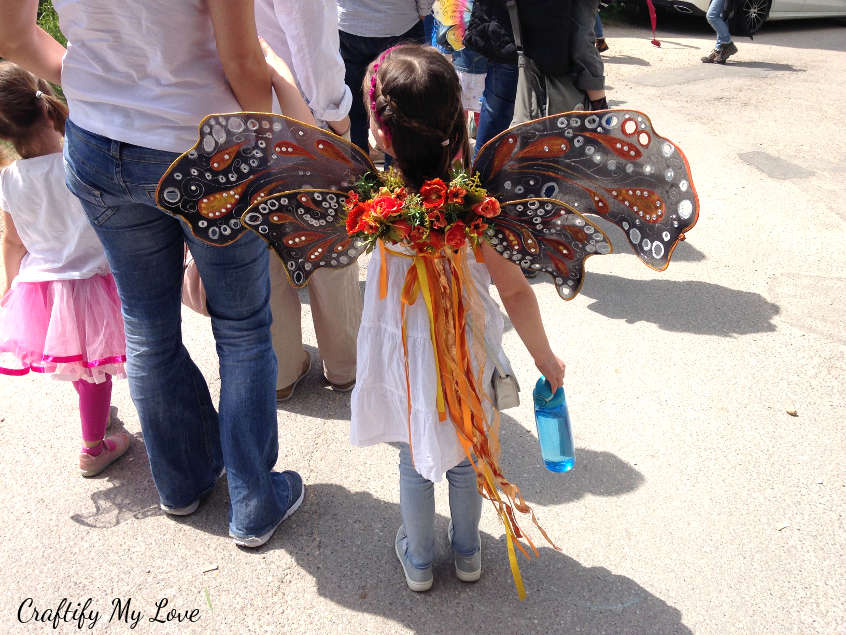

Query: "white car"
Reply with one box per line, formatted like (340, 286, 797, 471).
(625, 0, 846, 35)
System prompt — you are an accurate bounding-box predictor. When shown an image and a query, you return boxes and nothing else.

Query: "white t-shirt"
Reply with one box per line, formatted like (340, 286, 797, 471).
(0, 154, 109, 283)
(54, 0, 242, 153)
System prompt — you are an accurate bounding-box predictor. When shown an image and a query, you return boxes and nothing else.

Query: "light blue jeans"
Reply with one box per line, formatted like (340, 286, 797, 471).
(707, 0, 733, 48)
(63, 120, 292, 540)
(397, 444, 482, 570)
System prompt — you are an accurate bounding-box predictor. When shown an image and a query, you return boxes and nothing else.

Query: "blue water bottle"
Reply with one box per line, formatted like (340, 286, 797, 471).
(533, 377, 575, 473)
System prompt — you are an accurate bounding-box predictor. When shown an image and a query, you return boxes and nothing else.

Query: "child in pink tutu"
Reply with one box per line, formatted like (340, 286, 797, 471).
(0, 62, 130, 477)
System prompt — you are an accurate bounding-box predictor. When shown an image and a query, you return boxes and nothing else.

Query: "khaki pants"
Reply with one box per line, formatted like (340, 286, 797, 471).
(268, 254, 362, 389)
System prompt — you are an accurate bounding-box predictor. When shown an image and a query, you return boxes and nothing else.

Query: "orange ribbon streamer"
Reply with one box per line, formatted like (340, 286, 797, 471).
(379, 241, 559, 599)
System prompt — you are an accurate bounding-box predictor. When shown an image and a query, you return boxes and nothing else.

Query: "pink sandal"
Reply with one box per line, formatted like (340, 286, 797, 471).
(79, 433, 131, 477)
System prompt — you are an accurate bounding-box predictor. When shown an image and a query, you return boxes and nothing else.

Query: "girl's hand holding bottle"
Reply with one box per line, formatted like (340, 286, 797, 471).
(534, 354, 565, 393)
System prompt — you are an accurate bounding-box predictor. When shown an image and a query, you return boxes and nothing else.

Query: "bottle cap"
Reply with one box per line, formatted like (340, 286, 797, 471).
(533, 376, 565, 408)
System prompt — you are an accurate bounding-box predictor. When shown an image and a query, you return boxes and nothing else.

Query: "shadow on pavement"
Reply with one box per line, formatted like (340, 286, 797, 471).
(69, 430, 163, 529)
(725, 61, 806, 72)
(579, 272, 780, 336)
(498, 412, 645, 507)
(603, 54, 651, 66)
(261, 483, 692, 633)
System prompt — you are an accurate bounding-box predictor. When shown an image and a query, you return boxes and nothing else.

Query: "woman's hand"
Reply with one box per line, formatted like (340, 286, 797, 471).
(534, 354, 566, 393)
(258, 37, 315, 125)
(328, 115, 351, 139)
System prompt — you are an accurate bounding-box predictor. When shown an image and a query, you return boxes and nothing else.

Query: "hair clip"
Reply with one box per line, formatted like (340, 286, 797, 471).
(441, 139, 450, 146)
(34, 90, 43, 99)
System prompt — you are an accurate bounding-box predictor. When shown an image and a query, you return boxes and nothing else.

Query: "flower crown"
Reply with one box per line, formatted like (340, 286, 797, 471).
(343, 169, 501, 254)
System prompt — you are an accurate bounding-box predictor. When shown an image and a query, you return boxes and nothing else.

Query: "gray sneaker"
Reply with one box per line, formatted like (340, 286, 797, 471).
(448, 521, 482, 582)
(230, 470, 305, 548)
(394, 526, 433, 592)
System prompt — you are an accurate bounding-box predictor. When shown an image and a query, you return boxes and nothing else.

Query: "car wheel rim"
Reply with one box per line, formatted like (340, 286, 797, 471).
(742, 0, 768, 32)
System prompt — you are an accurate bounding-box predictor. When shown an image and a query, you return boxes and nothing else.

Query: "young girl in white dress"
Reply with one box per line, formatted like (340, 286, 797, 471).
(0, 63, 129, 477)
(349, 44, 565, 592)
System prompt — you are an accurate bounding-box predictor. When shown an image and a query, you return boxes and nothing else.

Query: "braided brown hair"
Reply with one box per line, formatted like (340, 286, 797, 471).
(365, 44, 470, 191)
(0, 62, 68, 159)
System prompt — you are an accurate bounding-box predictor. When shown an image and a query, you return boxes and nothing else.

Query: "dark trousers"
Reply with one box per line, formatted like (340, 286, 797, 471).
(339, 21, 426, 153)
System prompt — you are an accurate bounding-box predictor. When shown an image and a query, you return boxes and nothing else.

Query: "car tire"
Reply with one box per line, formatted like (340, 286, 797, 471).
(728, 0, 771, 36)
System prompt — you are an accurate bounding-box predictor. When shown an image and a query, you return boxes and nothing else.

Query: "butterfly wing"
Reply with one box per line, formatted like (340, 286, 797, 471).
(156, 113, 375, 245)
(472, 110, 698, 271)
(489, 198, 611, 300)
(240, 190, 365, 288)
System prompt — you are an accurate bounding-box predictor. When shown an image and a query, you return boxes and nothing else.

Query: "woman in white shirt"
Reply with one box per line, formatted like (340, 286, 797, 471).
(0, 0, 306, 548)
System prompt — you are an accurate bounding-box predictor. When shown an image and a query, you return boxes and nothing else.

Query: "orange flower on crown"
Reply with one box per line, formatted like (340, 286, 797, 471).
(447, 186, 466, 205)
(428, 208, 448, 229)
(469, 217, 489, 234)
(420, 178, 447, 209)
(445, 222, 467, 249)
(473, 196, 501, 219)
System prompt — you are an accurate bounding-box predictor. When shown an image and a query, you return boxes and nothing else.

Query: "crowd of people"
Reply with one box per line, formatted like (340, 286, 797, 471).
(0, 0, 619, 591)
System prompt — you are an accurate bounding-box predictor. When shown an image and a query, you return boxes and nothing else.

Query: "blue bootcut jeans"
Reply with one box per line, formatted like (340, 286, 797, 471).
(706, 0, 732, 48)
(63, 120, 291, 540)
(474, 62, 519, 160)
(397, 444, 482, 570)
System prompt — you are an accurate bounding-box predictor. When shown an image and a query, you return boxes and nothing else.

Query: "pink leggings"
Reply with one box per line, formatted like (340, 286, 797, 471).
(72, 375, 112, 444)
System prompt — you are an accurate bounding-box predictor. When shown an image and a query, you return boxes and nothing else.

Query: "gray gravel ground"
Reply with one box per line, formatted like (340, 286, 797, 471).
(1, 16, 844, 634)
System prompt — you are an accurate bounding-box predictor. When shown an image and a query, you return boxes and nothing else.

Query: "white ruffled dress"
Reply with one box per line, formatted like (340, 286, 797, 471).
(350, 243, 504, 483)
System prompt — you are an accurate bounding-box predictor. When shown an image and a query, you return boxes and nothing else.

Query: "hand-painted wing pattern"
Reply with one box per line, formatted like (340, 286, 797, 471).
(240, 190, 365, 287)
(156, 113, 375, 245)
(473, 110, 699, 271)
(489, 199, 611, 300)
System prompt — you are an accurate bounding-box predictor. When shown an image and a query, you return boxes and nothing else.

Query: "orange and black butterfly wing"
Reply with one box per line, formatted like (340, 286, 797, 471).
(472, 110, 698, 271)
(240, 190, 364, 287)
(156, 113, 374, 245)
(489, 199, 611, 300)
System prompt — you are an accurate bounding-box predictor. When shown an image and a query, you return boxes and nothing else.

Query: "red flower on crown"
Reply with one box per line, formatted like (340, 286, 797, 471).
(427, 230, 445, 251)
(345, 201, 369, 233)
(370, 195, 402, 219)
(445, 222, 467, 249)
(392, 219, 412, 239)
(420, 178, 447, 209)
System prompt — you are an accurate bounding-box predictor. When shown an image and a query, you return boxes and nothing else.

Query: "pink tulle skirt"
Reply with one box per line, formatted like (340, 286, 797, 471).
(0, 274, 126, 383)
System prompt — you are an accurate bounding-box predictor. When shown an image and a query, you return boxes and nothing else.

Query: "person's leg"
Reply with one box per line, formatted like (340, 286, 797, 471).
(64, 121, 223, 506)
(706, 0, 732, 48)
(397, 444, 435, 585)
(446, 457, 482, 557)
(187, 228, 299, 539)
(474, 61, 519, 157)
(268, 253, 310, 396)
(75, 376, 130, 476)
(76, 376, 112, 445)
(306, 264, 362, 387)
(446, 456, 483, 581)
(339, 30, 373, 153)
(594, 11, 609, 53)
